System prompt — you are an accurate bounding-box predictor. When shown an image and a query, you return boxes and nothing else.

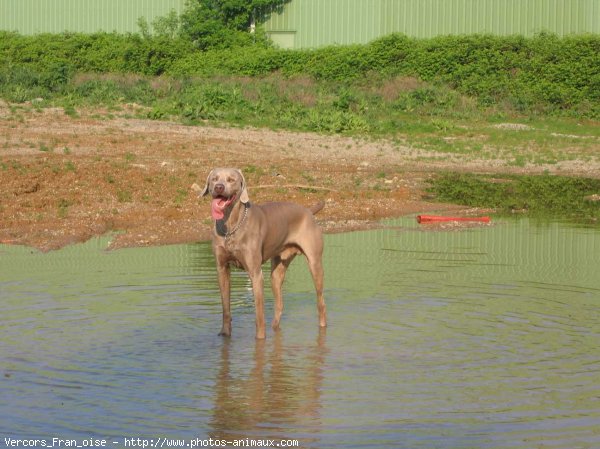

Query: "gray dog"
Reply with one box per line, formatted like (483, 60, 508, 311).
(201, 168, 327, 339)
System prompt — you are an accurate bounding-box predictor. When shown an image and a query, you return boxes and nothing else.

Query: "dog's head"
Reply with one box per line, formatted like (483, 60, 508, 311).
(201, 168, 249, 220)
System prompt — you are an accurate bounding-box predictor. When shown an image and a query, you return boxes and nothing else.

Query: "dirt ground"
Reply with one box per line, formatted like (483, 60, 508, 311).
(0, 105, 596, 251)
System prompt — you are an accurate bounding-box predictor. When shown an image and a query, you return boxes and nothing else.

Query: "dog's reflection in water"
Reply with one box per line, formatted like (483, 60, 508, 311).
(209, 329, 327, 444)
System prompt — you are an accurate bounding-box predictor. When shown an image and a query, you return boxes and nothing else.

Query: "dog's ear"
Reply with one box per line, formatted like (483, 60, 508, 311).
(236, 169, 250, 204)
(201, 169, 214, 197)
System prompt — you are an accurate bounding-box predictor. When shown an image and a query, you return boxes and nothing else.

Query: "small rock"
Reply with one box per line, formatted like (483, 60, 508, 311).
(23, 182, 40, 194)
(584, 194, 600, 202)
(493, 123, 534, 131)
(550, 132, 593, 139)
(357, 161, 370, 172)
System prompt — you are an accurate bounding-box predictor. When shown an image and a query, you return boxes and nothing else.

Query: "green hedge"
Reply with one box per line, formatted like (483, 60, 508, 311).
(428, 173, 600, 222)
(0, 32, 194, 75)
(1, 31, 599, 117)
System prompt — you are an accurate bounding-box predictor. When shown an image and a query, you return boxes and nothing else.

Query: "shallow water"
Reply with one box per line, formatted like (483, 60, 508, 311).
(1, 218, 599, 448)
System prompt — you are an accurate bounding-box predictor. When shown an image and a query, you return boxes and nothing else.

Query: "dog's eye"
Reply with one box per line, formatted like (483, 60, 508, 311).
(227, 177, 234, 183)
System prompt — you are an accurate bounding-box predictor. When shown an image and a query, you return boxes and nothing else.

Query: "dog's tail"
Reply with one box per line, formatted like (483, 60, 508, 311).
(309, 201, 325, 215)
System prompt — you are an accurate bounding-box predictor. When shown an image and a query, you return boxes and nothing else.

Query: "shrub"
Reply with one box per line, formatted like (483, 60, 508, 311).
(1, 31, 599, 117)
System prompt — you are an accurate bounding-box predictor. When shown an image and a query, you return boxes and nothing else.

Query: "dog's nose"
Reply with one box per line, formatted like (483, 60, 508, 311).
(214, 183, 225, 194)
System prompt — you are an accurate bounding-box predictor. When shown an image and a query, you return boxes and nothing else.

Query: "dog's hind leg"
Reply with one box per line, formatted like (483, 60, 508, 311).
(307, 256, 326, 327)
(270, 250, 297, 331)
(301, 232, 326, 328)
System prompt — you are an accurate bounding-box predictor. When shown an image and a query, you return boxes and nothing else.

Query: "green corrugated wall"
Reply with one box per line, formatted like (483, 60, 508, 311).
(0, 0, 186, 34)
(1, 0, 598, 43)
(263, 0, 600, 48)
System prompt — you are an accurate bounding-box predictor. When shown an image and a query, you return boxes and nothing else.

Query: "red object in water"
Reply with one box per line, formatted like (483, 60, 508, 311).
(417, 215, 491, 224)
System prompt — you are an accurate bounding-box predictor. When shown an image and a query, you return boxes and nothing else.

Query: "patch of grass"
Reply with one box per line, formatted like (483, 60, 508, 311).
(301, 172, 315, 183)
(63, 104, 79, 117)
(116, 189, 132, 203)
(64, 160, 76, 172)
(10, 160, 25, 173)
(174, 187, 187, 206)
(427, 172, 600, 223)
(57, 198, 71, 218)
(508, 155, 528, 167)
(243, 164, 259, 174)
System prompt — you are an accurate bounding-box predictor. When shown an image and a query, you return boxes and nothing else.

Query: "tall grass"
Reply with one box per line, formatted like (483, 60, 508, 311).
(1, 31, 599, 119)
(427, 173, 600, 223)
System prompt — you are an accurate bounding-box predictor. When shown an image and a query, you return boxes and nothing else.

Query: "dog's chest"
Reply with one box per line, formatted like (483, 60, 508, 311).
(215, 240, 246, 269)
(227, 256, 244, 269)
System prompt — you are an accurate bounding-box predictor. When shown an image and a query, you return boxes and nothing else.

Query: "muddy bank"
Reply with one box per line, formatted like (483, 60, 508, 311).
(1, 107, 587, 251)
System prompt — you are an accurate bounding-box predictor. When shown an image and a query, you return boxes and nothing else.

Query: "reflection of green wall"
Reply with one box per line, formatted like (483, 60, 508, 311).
(286, 218, 600, 296)
(1, 218, 599, 360)
(2, 219, 599, 295)
(0, 237, 213, 302)
(0, 238, 216, 356)
(2, 219, 599, 298)
(2, 218, 599, 320)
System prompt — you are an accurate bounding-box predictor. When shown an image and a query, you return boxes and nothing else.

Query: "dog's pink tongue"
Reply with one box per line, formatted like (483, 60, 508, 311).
(211, 197, 234, 220)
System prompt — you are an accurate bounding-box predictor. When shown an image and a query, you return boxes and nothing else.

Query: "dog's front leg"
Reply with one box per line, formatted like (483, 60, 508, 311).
(217, 262, 232, 337)
(248, 267, 266, 339)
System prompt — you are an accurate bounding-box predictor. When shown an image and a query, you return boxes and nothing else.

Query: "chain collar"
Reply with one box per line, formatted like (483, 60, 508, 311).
(215, 203, 250, 241)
